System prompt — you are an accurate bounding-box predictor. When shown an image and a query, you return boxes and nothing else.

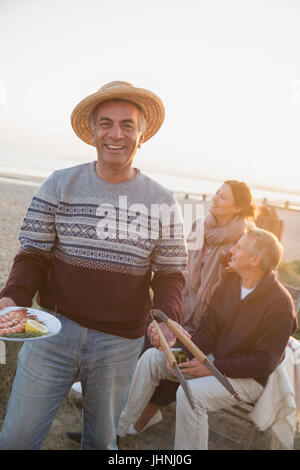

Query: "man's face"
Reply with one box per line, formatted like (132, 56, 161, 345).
(228, 233, 257, 274)
(91, 100, 144, 171)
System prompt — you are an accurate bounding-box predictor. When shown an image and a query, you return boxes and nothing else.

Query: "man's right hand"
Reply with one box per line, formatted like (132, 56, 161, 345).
(0, 297, 17, 310)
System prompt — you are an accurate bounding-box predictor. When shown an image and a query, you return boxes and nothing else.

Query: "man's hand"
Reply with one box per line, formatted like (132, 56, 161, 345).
(178, 358, 212, 378)
(148, 321, 176, 350)
(147, 320, 191, 351)
(0, 297, 17, 310)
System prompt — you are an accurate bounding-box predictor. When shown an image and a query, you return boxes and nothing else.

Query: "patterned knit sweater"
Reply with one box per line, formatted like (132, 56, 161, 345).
(1, 163, 187, 338)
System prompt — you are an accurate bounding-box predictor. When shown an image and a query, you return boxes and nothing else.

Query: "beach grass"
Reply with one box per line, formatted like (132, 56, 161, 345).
(278, 259, 300, 289)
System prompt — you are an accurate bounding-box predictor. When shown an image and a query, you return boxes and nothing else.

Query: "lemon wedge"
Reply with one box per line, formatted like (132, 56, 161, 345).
(25, 319, 49, 335)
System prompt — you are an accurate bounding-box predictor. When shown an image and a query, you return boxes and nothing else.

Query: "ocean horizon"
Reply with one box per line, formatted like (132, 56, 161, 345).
(0, 159, 300, 209)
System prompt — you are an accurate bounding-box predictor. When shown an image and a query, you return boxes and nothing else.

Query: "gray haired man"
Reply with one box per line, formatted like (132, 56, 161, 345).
(118, 228, 297, 449)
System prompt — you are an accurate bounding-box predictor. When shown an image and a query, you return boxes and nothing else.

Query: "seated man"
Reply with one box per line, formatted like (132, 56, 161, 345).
(117, 227, 298, 450)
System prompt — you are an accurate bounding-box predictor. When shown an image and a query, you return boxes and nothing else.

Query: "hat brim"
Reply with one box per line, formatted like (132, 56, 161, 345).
(71, 87, 165, 145)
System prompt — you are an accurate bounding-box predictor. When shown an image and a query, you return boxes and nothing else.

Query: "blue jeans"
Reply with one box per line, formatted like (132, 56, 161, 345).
(0, 311, 143, 449)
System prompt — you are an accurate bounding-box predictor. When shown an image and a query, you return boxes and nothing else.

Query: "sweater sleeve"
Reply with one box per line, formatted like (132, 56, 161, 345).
(150, 196, 187, 323)
(0, 173, 59, 306)
(151, 271, 185, 323)
(214, 298, 296, 380)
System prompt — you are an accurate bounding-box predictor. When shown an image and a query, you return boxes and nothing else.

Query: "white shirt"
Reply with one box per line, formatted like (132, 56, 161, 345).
(240, 285, 255, 300)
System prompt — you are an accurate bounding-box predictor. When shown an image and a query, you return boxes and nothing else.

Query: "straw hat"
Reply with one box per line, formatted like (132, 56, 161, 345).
(71, 81, 165, 145)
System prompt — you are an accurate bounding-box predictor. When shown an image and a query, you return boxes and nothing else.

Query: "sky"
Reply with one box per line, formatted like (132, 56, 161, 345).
(0, 0, 300, 194)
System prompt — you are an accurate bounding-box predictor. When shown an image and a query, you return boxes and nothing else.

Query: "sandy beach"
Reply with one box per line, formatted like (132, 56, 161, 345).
(0, 179, 40, 289)
(0, 176, 299, 451)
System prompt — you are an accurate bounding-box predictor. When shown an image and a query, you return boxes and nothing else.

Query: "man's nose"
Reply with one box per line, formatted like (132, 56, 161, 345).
(109, 124, 123, 139)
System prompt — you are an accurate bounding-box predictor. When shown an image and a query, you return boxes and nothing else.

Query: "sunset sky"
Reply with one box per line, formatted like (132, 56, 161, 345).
(0, 0, 300, 193)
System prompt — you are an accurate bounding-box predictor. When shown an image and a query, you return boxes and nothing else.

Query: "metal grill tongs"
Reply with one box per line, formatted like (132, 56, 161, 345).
(150, 310, 196, 410)
(150, 308, 241, 409)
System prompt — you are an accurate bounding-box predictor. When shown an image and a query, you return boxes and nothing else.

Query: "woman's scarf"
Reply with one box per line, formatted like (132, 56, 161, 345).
(182, 214, 248, 331)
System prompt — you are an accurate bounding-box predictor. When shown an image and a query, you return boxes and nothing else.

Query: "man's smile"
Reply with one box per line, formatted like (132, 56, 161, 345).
(105, 144, 125, 150)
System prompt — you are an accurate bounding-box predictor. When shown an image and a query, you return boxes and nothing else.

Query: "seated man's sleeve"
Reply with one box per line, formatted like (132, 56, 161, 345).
(184, 306, 219, 358)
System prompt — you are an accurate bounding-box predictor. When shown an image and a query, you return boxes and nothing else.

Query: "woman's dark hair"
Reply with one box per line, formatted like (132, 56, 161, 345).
(224, 180, 257, 219)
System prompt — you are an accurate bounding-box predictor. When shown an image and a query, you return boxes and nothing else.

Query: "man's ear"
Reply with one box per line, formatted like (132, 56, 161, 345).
(251, 254, 261, 268)
(138, 134, 144, 149)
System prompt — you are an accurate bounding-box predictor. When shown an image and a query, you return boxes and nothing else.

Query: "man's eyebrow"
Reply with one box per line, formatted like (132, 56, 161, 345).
(98, 116, 112, 122)
(121, 119, 135, 124)
(98, 116, 135, 124)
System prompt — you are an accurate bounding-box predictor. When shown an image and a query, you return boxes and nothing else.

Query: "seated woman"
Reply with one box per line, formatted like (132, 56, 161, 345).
(129, 179, 257, 435)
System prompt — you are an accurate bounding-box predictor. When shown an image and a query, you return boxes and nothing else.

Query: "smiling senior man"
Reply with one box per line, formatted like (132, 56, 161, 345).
(0, 81, 187, 450)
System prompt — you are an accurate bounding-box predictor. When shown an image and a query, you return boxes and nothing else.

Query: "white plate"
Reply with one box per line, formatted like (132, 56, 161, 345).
(0, 307, 62, 342)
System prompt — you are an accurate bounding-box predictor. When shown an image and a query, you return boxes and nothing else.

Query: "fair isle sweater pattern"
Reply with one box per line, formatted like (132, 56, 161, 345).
(18, 164, 187, 276)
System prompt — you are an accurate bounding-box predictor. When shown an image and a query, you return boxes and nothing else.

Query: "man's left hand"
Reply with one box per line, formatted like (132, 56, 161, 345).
(147, 321, 176, 350)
